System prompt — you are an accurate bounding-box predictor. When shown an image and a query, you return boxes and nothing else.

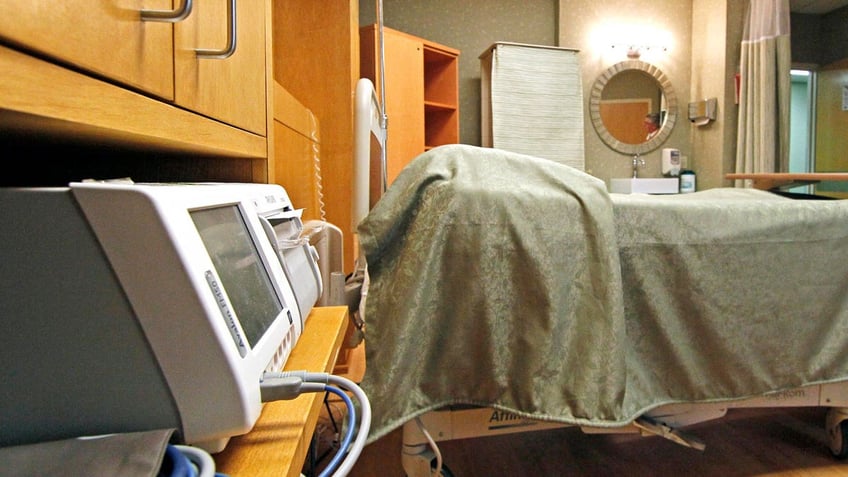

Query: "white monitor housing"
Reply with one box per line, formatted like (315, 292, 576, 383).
(0, 181, 321, 452)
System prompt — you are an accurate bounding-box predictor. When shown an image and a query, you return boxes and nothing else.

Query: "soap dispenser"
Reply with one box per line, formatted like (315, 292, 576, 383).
(661, 148, 681, 177)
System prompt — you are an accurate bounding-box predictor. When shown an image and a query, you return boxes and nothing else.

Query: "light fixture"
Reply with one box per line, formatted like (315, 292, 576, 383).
(610, 43, 668, 59)
(595, 24, 671, 60)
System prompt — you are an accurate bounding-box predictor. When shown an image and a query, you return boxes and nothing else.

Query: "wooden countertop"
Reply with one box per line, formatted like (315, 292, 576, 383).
(725, 172, 848, 190)
(214, 306, 349, 477)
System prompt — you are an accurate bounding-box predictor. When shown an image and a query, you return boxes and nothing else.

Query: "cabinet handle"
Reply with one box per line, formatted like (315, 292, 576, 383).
(140, 0, 193, 22)
(195, 0, 237, 59)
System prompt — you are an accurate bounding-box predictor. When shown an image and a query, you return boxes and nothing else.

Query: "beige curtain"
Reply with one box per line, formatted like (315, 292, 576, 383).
(735, 0, 792, 186)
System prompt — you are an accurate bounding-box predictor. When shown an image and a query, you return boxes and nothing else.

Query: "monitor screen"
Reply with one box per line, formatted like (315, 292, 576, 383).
(190, 205, 283, 347)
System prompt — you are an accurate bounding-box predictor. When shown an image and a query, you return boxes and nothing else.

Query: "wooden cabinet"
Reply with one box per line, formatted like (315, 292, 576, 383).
(1, 0, 363, 272)
(0, 0, 272, 178)
(1, 0, 266, 135)
(273, 0, 360, 273)
(0, 1, 175, 100)
(174, 0, 268, 135)
(360, 25, 459, 184)
(272, 82, 323, 223)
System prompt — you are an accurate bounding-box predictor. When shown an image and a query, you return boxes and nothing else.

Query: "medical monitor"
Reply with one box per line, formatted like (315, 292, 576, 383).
(191, 204, 285, 348)
(0, 181, 317, 453)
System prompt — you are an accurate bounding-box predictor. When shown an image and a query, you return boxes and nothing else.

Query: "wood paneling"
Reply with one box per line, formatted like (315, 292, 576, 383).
(273, 0, 359, 273)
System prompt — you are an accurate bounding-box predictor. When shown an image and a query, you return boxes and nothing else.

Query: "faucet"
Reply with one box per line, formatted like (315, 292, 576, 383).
(632, 154, 645, 178)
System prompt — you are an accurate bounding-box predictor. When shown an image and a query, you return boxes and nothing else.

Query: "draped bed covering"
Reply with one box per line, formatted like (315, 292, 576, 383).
(357, 145, 848, 444)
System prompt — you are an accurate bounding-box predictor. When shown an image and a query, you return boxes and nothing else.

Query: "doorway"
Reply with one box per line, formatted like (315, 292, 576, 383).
(791, 63, 848, 198)
(788, 68, 815, 193)
(789, 69, 814, 174)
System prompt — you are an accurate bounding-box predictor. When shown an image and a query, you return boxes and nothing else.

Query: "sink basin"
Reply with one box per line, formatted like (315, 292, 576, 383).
(609, 178, 679, 194)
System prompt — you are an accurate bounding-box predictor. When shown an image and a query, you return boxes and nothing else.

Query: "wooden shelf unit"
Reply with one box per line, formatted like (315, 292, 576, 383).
(360, 25, 459, 182)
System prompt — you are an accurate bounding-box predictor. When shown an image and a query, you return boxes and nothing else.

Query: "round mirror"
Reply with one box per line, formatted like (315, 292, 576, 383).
(589, 60, 677, 155)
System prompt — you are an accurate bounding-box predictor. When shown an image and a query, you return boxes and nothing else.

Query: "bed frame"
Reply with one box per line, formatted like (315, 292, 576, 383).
(350, 77, 848, 477)
(400, 384, 848, 476)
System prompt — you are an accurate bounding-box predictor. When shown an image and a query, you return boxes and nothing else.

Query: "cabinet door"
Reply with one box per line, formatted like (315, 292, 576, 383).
(0, 0, 174, 99)
(175, 0, 266, 135)
(382, 32, 425, 184)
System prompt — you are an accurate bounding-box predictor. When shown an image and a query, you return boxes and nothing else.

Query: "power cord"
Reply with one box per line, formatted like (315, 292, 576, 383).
(260, 371, 371, 477)
(414, 417, 443, 477)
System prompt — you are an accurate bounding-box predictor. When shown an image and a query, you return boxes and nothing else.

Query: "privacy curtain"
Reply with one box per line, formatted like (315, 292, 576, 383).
(735, 0, 792, 185)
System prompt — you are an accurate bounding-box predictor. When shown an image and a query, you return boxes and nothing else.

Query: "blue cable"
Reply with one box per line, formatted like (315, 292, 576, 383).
(162, 445, 197, 477)
(317, 385, 355, 477)
(162, 444, 229, 477)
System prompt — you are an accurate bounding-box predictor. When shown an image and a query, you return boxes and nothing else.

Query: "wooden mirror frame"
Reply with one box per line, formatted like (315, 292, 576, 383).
(589, 60, 678, 155)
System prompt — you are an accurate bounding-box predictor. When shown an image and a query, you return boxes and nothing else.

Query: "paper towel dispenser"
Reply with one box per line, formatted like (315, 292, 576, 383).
(688, 98, 717, 126)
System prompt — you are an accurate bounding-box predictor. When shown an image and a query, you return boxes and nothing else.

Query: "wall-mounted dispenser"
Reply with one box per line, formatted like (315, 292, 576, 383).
(688, 98, 717, 126)
(661, 148, 681, 177)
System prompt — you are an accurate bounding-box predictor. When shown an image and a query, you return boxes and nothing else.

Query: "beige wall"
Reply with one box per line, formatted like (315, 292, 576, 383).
(689, 0, 745, 190)
(558, 0, 694, 184)
(555, 0, 747, 189)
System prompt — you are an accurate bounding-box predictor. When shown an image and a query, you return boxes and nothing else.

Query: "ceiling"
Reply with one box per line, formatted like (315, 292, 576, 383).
(789, 0, 848, 14)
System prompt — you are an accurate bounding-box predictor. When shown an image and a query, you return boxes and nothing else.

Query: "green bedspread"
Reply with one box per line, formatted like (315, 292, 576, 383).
(357, 144, 848, 443)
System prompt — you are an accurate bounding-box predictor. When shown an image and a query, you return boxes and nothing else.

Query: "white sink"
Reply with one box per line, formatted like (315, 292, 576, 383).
(609, 178, 679, 194)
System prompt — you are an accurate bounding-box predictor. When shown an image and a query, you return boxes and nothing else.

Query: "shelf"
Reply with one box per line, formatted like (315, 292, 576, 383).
(421, 40, 459, 153)
(0, 45, 267, 161)
(360, 25, 459, 183)
(425, 108, 459, 148)
(423, 46, 458, 107)
(424, 100, 457, 112)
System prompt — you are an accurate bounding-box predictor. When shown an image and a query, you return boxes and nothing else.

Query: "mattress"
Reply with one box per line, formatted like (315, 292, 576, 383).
(357, 144, 848, 444)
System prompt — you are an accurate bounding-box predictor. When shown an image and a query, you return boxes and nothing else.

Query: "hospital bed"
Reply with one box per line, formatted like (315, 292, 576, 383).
(351, 138, 848, 476)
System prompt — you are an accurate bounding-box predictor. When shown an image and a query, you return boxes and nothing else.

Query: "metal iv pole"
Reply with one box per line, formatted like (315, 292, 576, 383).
(376, 0, 388, 194)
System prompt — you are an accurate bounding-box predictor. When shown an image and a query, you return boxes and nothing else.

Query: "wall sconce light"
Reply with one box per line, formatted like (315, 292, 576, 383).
(596, 24, 672, 60)
(610, 43, 667, 59)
